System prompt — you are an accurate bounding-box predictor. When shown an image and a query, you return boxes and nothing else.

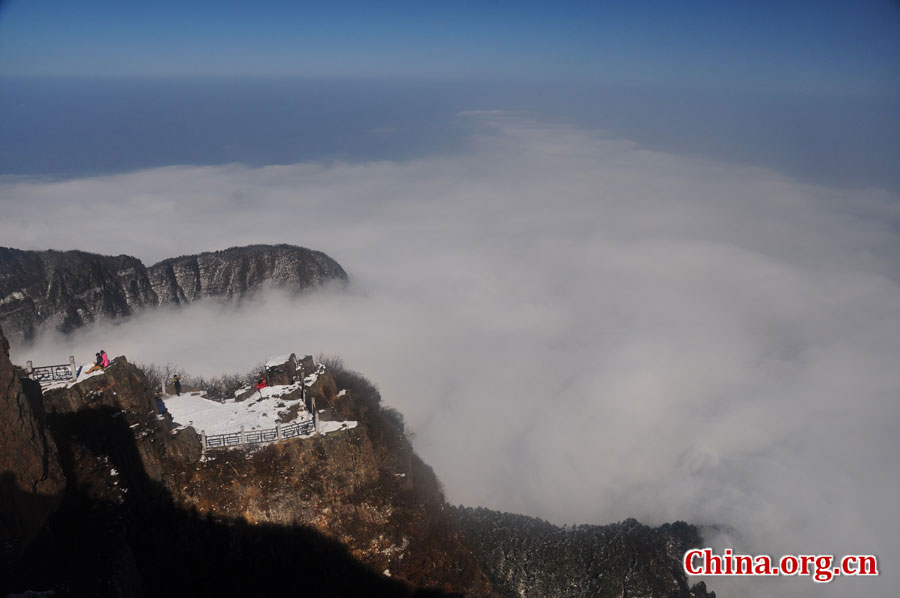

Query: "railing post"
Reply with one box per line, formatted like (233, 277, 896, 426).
(69, 355, 77, 380)
(26, 360, 33, 376)
(276, 422, 282, 441)
(201, 430, 207, 453)
(312, 396, 319, 434)
(240, 426, 245, 445)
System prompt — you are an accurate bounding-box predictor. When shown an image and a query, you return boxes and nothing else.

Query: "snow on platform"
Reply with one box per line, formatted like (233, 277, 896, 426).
(163, 383, 307, 435)
(42, 362, 106, 390)
(163, 382, 356, 441)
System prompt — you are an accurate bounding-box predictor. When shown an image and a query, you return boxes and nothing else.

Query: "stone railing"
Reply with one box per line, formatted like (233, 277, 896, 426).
(26, 357, 77, 384)
(200, 396, 319, 450)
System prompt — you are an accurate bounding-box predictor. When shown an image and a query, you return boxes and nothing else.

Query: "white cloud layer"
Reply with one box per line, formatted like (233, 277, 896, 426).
(3, 114, 899, 596)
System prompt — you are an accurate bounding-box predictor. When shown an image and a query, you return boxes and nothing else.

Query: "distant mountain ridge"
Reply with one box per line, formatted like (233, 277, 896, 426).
(454, 507, 716, 598)
(0, 244, 348, 340)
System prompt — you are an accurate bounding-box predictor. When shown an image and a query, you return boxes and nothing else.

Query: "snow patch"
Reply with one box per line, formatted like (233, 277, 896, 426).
(164, 378, 357, 448)
(41, 362, 106, 390)
(319, 420, 358, 434)
(265, 353, 293, 367)
(0, 290, 25, 305)
(164, 384, 308, 435)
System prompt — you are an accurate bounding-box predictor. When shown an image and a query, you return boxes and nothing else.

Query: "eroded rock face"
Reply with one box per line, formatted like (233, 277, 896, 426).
(42, 357, 203, 482)
(148, 245, 347, 305)
(0, 247, 155, 340)
(0, 244, 348, 340)
(0, 324, 66, 574)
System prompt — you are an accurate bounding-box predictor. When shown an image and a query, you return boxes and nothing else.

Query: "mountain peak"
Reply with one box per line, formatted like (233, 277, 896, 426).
(0, 244, 348, 340)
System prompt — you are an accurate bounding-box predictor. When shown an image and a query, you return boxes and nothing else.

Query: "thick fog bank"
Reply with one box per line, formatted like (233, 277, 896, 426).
(5, 114, 898, 597)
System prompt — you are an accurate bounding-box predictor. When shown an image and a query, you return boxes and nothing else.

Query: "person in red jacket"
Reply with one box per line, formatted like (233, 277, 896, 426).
(256, 372, 268, 391)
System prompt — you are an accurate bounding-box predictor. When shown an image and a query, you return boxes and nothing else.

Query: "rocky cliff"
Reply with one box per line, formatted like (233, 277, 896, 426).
(149, 244, 347, 305)
(3, 350, 493, 597)
(0, 324, 66, 583)
(0, 244, 348, 340)
(2, 345, 712, 597)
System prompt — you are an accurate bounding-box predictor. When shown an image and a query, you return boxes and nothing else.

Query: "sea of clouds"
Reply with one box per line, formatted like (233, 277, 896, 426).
(3, 113, 898, 596)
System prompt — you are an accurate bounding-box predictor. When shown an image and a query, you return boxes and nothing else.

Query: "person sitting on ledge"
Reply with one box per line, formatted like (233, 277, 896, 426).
(86, 352, 103, 374)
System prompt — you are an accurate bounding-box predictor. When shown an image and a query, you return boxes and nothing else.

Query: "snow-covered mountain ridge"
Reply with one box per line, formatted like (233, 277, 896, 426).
(0, 244, 348, 340)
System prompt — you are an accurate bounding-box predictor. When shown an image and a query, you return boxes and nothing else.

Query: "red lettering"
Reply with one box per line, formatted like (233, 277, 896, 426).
(681, 549, 876, 581)
(709, 555, 723, 575)
(684, 549, 703, 575)
(754, 556, 774, 575)
(781, 555, 799, 575)
(798, 555, 815, 576)
(734, 555, 752, 574)
(858, 555, 878, 575)
(723, 548, 733, 574)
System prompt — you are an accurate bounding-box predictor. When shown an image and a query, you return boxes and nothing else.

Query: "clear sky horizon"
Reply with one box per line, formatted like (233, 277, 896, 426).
(1, 0, 899, 95)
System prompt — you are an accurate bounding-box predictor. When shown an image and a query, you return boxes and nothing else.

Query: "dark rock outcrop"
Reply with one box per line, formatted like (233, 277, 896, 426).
(41, 355, 203, 484)
(0, 244, 348, 340)
(0, 323, 66, 578)
(264, 352, 299, 386)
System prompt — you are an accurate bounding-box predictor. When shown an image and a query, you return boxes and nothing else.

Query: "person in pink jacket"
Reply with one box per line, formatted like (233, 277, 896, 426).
(100, 350, 109, 368)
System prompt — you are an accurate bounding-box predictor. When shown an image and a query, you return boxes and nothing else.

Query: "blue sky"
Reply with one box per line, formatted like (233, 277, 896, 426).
(1, 1, 898, 188)
(1, 0, 899, 94)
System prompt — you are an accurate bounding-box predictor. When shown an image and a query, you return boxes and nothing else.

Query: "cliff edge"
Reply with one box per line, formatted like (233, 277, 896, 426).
(0, 324, 66, 583)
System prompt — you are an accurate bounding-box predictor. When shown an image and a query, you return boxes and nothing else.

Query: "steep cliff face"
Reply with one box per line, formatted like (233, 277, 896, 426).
(0, 244, 348, 340)
(148, 244, 347, 305)
(4, 352, 711, 597)
(40, 354, 203, 482)
(0, 324, 66, 581)
(6, 355, 492, 597)
(167, 372, 492, 597)
(0, 247, 156, 340)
